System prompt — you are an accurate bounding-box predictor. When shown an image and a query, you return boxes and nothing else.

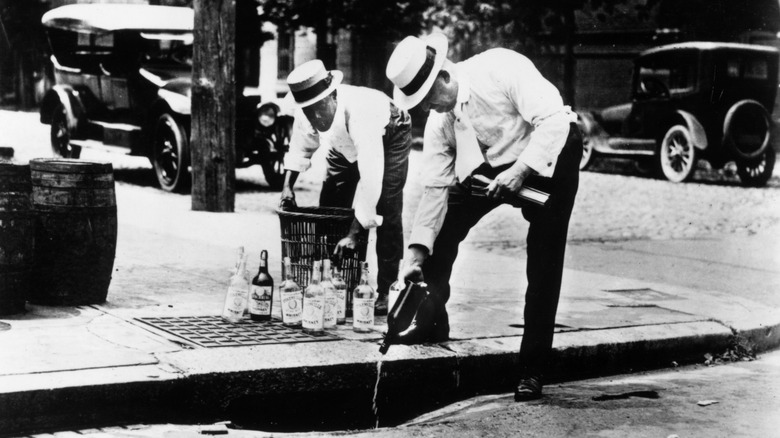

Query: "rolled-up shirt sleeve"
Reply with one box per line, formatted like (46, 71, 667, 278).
(408, 112, 457, 254)
(284, 109, 320, 172)
(350, 102, 390, 229)
(504, 55, 575, 177)
(351, 127, 385, 229)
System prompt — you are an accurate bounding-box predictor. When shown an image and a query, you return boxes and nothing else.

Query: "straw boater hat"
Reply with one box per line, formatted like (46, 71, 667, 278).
(287, 60, 344, 107)
(385, 33, 449, 110)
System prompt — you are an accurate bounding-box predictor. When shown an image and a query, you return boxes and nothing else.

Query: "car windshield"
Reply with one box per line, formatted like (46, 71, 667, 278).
(140, 33, 192, 68)
(635, 54, 697, 99)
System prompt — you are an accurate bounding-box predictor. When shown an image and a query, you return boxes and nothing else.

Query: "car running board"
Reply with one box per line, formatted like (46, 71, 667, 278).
(600, 137, 657, 156)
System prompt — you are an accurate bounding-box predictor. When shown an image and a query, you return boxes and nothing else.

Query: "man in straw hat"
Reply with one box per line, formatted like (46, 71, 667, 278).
(280, 60, 412, 315)
(386, 34, 582, 401)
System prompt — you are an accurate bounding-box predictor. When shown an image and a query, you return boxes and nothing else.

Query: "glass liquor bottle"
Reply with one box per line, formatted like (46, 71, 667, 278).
(280, 256, 303, 327)
(249, 250, 274, 321)
(222, 249, 249, 323)
(352, 262, 376, 333)
(388, 260, 407, 312)
(321, 258, 337, 329)
(331, 263, 348, 325)
(302, 259, 325, 335)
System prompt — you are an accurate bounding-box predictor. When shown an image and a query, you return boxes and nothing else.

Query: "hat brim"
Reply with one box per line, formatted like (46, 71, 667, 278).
(293, 70, 344, 108)
(392, 33, 449, 111)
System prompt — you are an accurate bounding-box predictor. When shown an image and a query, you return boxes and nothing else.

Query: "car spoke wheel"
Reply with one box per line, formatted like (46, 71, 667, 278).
(50, 103, 81, 158)
(659, 125, 697, 183)
(737, 149, 775, 187)
(261, 153, 285, 190)
(152, 113, 190, 193)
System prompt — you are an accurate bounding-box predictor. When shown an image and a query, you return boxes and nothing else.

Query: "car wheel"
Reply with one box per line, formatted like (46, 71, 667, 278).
(50, 103, 81, 158)
(261, 151, 285, 191)
(723, 100, 770, 161)
(659, 125, 697, 183)
(737, 148, 775, 188)
(152, 113, 190, 193)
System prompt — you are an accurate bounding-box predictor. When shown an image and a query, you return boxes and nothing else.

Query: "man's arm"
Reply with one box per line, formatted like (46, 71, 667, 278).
(279, 170, 299, 209)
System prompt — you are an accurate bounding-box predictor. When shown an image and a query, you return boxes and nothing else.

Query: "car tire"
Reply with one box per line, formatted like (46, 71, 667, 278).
(50, 103, 81, 159)
(737, 148, 775, 188)
(659, 125, 697, 183)
(152, 113, 190, 193)
(723, 100, 771, 162)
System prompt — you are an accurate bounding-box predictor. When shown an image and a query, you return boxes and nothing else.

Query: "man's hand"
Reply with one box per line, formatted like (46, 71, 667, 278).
(402, 245, 429, 283)
(486, 161, 534, 200)
(279, 186, 297, 210)
(333, 234, 358, 261)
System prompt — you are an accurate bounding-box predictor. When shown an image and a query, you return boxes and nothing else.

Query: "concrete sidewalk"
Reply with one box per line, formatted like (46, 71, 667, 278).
(1, 180, 779, 436)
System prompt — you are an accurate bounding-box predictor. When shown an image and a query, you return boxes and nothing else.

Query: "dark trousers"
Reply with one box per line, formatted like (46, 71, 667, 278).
(319, 104, 412, 295)
(423, 123, 582, 377)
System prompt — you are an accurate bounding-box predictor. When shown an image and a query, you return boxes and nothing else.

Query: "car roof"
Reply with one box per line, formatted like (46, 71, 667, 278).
(41, 4, 193, 34)
(640, 41, 779, 58)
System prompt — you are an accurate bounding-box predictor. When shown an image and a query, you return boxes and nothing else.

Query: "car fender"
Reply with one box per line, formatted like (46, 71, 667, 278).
(39, 85, 84, 130)
(576, 111, 609, 151)
(675, 110, 708, 151)
(157, 88, 191, 116)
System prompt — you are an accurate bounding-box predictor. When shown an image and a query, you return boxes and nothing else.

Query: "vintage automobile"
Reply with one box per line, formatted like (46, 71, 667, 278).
(577, 42, 778, 187)
(38, 4, 289, 192)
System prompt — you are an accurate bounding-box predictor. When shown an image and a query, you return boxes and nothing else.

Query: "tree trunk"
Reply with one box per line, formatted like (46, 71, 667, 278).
(191, 0, 236, 212)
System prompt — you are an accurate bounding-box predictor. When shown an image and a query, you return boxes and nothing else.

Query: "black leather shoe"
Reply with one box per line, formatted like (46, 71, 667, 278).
(514, 376, 543, 401)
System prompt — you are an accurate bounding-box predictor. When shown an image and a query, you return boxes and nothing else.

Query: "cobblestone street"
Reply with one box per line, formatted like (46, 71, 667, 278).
(4, 108, 780, 257)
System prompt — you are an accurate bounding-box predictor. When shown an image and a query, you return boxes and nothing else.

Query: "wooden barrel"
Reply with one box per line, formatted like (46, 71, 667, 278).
(0, 164, 33, 315)
(29, 159, 117, 305)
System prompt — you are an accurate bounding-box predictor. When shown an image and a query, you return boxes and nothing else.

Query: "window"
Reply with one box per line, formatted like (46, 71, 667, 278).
(744, 58, 769, 79)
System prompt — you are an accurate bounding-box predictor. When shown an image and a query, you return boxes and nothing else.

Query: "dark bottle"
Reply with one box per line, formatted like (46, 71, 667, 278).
(249, 250, 274, 321)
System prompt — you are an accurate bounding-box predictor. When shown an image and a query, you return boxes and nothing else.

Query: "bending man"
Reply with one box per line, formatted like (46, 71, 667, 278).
(386, 34, 581, 401)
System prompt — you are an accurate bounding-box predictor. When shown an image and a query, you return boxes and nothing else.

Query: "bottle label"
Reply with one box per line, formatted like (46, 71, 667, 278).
(222, 286, 248, 321)
(303, 295, 324, 330)
(335, 288, 347, 320)
(353, 298, 375, 329)
(249, 285, 273, 316)
(281, 290, 302, 324)
(323, 290, 337, 327)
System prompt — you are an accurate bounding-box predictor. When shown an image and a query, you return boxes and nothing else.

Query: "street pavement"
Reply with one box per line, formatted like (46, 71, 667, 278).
(0, 109, 779, 436)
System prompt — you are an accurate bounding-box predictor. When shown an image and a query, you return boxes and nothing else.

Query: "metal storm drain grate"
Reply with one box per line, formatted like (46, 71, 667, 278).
(135, 316, 340, 348)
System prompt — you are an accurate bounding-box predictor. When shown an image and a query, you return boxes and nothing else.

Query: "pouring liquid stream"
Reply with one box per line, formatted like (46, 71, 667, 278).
(373, 359, 383, 428)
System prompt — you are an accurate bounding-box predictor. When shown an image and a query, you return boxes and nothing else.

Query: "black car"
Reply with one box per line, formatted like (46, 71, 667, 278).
(38, 4, 289, 192)
(578, 42, 778, 186)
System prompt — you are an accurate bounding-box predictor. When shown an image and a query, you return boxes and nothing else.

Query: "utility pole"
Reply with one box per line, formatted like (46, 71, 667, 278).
(191, 0, 236, 212)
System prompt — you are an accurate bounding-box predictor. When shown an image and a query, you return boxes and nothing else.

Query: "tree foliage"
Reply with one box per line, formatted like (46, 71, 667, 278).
(260, 0, 428, 39)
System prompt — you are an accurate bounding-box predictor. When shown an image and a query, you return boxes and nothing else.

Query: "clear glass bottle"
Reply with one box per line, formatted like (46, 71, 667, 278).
(302, 259, 325, 334)
(249, 250, 274, 321)
(331, 264, 348, 325)
(279, 256, 303, 327)
(321, 258, 337, 329)
(222, 248, 249, 323)
(352, 261, 376, 333)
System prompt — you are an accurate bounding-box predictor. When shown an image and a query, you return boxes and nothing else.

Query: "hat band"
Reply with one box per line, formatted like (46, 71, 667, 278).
(400, 46, 437, 97)
(291, 72, 334, 104)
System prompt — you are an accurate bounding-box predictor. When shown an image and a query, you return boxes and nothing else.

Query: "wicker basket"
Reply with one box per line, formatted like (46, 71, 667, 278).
(277, 206, 368, 301)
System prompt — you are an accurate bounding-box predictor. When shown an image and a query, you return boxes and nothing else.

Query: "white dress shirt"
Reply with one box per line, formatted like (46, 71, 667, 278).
(285, 84, 391, 229)
(410, 48, 577, 253)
